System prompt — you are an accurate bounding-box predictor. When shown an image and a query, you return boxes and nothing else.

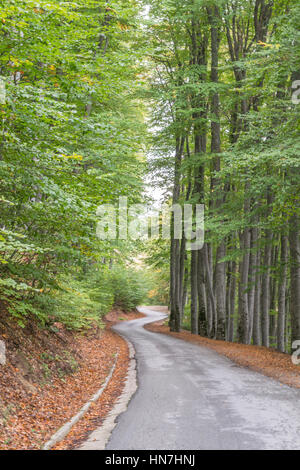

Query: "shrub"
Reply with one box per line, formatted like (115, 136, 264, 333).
(110, 266, 148, 312)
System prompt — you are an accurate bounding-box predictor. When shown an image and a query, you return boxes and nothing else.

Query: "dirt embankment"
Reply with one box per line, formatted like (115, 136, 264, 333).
(0, 306, 143, 450)
(145, 319, 300, 389)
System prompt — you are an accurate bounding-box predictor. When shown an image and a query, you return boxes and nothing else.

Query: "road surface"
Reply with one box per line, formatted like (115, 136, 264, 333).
(92, 307, 300, 450)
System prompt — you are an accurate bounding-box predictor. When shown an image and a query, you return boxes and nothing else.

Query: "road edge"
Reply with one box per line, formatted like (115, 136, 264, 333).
(78, 336, 137, 450)
(42, 352, 119, 450)
(145, 321, 300, 390)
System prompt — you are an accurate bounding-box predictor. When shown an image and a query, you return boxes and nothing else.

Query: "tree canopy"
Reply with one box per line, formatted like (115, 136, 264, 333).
(0, 0, 300, 353)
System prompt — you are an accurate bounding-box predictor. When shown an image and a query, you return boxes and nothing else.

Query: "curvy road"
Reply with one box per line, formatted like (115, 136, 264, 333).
(91, 307, 300, 450)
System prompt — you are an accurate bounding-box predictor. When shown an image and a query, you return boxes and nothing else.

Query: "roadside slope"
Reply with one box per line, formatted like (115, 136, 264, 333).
(0, 308, 141, 450)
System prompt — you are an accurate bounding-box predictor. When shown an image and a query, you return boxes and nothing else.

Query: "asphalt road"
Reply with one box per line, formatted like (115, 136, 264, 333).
(104, 307, 300, 450)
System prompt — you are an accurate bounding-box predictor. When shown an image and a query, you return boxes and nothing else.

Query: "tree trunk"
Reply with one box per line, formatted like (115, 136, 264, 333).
(238, 189, 251, 344)
(261, 191, 273, 347)
(277, 234, 288, 352)
(181, 264, 189, 319)
(248, 226, 259, 343)
(261, 235, 273, 347)
(207, 5, 226, 340)
(290, 216, 300, 346)
(227, 260, 237, 342)
(253, 247, 262, 346)
(269, 244, 279, 347)
(170, 137, 184, 332)
(190, 249, 198, 334)
(198, 249, 207, 336)
(204, 243, 217, 336)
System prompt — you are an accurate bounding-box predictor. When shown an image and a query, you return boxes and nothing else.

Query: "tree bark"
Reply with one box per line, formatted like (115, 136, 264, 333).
(170, 137, 185, 332)
(261, 234, 273, 347)
(248, 226, 259, 343)
(190, 249, 198, 334)
(238, 188, 251, 344)
(277, 234, 288, 352)
(290, 215, 300, 346)
(261, 191, 273, 347)
(227, 260, 237, 342)
(253, 247, 262, 346)
(198, 249, 207, 336)
(207, 5, 226, 340)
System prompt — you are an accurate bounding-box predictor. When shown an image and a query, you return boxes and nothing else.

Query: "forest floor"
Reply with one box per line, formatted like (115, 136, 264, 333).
(145, 316, 300, 389)
(0, 306, 143, 450)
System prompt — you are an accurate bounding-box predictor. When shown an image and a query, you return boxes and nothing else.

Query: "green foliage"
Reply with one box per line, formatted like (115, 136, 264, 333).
(143, 239, 170, 305)
(52, 269, 113, 330)
(145, 0, 300, 263)
(111, 266, 149, 312)
(0, 0, 150, 326)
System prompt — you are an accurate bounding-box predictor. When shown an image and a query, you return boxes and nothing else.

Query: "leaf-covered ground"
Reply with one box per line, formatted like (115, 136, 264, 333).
(54, 310, 145, 450)
(145, 319, 300, 389)
(0, 308, 142, 450)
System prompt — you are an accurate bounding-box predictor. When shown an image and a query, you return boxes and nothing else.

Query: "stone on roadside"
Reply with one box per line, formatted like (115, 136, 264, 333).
(0, 340, 6, 365)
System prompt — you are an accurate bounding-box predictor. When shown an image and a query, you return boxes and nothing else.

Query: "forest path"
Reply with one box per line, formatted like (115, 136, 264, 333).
(89, 307, 300, 450)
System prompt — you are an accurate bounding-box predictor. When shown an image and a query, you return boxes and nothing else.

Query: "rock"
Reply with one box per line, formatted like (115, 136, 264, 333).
(16, 374, 37, 395)
(0, 340, 6, 365)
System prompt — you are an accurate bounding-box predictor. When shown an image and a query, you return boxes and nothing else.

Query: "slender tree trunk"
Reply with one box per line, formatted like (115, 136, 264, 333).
(269, 244, 279, 347)
(238, 189, 251, 344)
(198, 249, 207, 336)
(205, 249, 214, 338)
(289, 70, 300, 348)
(261, 236, 273, 347)
(277, 234, 288, 352)
(226, 260, 232, 340)
(248, 226, 259, 343)
(189, 16, 208, 335)
(170, 137, 184, 332)
(215, 242, 226, 339)
(227, 260, 237, 342)
(207, 5, 226, 340)
(261, 191, 273, 347)
(204, 243, 217, 336)
(253, 247, 262, 346)
(181, 264, 189, 318)
(179, 236, 186, 317)
(190, 249, 198, 334)
(290, 215, 300, 346)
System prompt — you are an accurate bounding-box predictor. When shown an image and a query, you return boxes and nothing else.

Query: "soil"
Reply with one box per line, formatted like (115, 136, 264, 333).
(0, 305, 143, 450)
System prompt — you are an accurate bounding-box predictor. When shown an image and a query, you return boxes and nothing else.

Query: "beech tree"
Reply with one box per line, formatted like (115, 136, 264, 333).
(146, 0, 300, 352)
(0, 0, 148, 327)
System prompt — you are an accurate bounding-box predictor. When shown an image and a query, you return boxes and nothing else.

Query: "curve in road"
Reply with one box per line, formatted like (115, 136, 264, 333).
(83, 307, 300, 450)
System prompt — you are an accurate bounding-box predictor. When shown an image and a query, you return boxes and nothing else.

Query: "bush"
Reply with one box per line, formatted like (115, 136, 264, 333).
(54, 265, 149, 329)
(2, 263, 151, 330)
(53, 268, 114, 330)
(110, 266, 148, 312)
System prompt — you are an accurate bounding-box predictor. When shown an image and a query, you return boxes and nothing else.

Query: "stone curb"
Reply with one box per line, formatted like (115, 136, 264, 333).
(42, 352, 119, 450)
(78, 336, 137, 450)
